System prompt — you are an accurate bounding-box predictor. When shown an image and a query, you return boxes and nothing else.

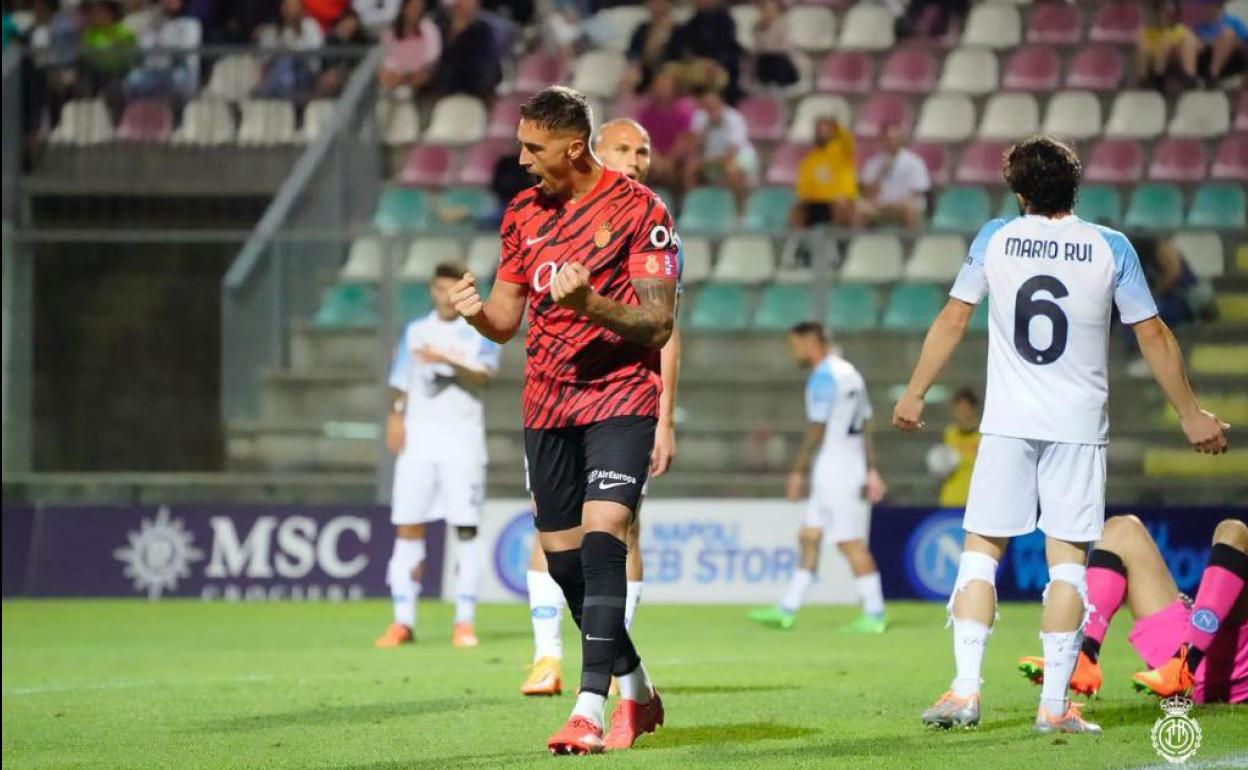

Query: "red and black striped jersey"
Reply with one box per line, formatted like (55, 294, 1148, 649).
(495, 168, 681, 430)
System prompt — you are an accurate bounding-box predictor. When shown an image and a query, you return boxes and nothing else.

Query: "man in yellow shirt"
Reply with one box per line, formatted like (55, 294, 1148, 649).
(933, 387, 981, 508)
(791, 116, 857, 228)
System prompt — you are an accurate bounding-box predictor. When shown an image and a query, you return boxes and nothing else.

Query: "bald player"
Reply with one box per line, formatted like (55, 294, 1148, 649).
(520, 118, 685, 698)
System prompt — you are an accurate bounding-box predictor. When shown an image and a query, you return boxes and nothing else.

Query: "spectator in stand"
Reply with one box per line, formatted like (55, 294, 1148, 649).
(1192, 0, 1248, 83)
(791, 115, 856, 228)
(685, 86, 757, 213)
(214, 0, 280, 43)
(122, 0, 157, 37)
(481, 148, 535, 227)
(81, 1, 137, 100)
(316, 8, 370, 97)
(1136, 0, 1199, 91)
(894, 0, 968, 40)
(925, 387, 981, 509)
(1125, 235, 1216, 377)
(379, 0, 439, 99)
(671, 0, 741, 103)
(123, 0, 202, 101)
(434, 0, 501, 99)
(29, 0, 82, 129)
(254, 0, 324, 99)
(635, 67, 694, 188)
(354, 0, 400, 33)
(541, 0, 591, 62)
(752, 0, 796, 88)
(619, 0, 677, 95)
(855, 123, 929, 231)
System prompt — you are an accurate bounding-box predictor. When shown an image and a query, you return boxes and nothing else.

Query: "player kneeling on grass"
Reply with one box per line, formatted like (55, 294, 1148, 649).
(376, 262, 500, 650)
(749, 322, 889, 633)
(1019, 515, 1248, 704)
(892, 135, 1229, 734)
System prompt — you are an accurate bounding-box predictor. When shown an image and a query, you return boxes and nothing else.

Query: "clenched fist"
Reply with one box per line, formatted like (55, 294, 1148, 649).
(551, 262, 592, 312)
(450, 272, 484, 320)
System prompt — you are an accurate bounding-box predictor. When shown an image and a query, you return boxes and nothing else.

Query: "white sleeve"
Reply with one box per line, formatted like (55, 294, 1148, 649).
(388, 327, 412, 391)
(950, 219, 1005, 304)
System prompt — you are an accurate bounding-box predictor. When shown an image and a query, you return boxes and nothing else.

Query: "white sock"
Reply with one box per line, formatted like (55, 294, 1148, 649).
(781, 568, 814, 613)
(624, 581, 643, 632)
(1040, 631, 1081, 715)
(951, 618, 991, 698)
(617, 661, 653, 705)
(527, 569, 564, 661)
(453, 536, 483, 624)
(855, 572, 885, 617)
(387, 538, 425, 629)
(571, 691, 606, 727)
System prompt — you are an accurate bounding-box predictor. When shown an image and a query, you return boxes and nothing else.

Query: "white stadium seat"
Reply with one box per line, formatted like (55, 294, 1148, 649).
(377, 98, 420, 146)
(1168, 91, 1230, 138)
(962, 4, 1021, 48)
(1042, 91, 1103, 141)
(713, 235, 776, 284)
(300, 99, 336, 143)
(938, 47, 999, 94)
(905, 235, 968, 282)
(679, 236, 713, 285)
(206, 54, 259, 101)
(340, 237, 383, 282)
(588, 5, 649, 53)
(1105, 90, 1167, 139)
(173, 99, 236, 145)
(978, 92, 1039, 140)
(467, 234, 502, 278)
(788, 94, 851, 143)
(839, 4, 894, 50)
(730, 3, 760, 51)
(915, 93, 977, 143)
(424, 95, 486, 145)
(571, 50, 627, 98)
(49, 99, 113, 145)
(1173, 232, 1224, 278)
(786, 6, 837, 53)
(403, 237, 465, 281)
(841, 235, 903, 283)
(237, 99, 295, 145)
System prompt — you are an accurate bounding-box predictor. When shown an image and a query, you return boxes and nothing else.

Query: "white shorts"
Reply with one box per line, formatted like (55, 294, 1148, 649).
(804, 479, 870, 543)
(963, 434, 1106, 542)
(392, 453, 485, 527)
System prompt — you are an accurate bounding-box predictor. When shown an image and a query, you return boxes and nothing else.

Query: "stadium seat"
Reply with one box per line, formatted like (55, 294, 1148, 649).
(1173, 231, 1225, 278)
(978, 94, 1039, 140)
(938, 48, 999, 95)
(1027, 2, 1082, 45)
(765, 142, 810, 186)
(116, 100, 173, 142)
(905, 234, 968, 282)
(730, 3, 760, 51)
(591, 5, 649, 52)
(1084, 138, 1145, 183)
(968, 299, 989, 332)
(1041, 91, 1102, 141)
(434, 187, 496, 231)
(206, 54, 259, 101)
(679, 236, 713, 285)
(882, 283, 944, 331)
(878, 47, 937, 93)
(376, 98, 419, 145)
(397, 144, 454, 187)
(299, 98, 336, 143)
(50, 99, 113, 145)
(839, 3, 895, 50)
(854, 94, 913, 138)
(788, 95, 851, 143)
(172, 98, 235, 145)
(679, 187, 736, 236)
(816, 51, 873, 94)
(955, 141, 1009, 184)
(787, 5, 838, 52)
(313, 282, 380, 328)
(688, 284, 751, 330)
(1188, 183, 1246, 228)
(1216, 294, 1248, 323)
(424, 95, 486, 145)
(340, 237, 383, 281)
(738, 94, 789, 143)
(571, 50, 626, 98)
(466, 234, 502, 277)
(911, 142, 951, 186)
(1105, 90, 1167, 139)
(754, 284, 815, 330)
(1236, 90, 1248, 131)
(714, 235, 776, 284)
(398, 281, 433, 321)
(237, 99, 295, 145)
(1066, 46, 1124, 91)
(1190, 344, 1248, 376)
(1148, 138, 1208, 182)
(915, 93, 976, 142)
(963, 5, 1021, 48)
(932, 186, 991, 232)
(1073, 184, 1122, 226)
(826, 283, 878, 331)
(487, 93, 526, 140)
(457, 139, 511, 186)
(1089, 1, 1141, 43)
(1124, 183, 1184, 230)
(841, 235, 903, 283)
(1168, 91, 1230, 138)
(1144, 447, 1248, 478)
(513, 51, 568, 94)
(1211, 134, 1248, 181)
(404, 236, 465, 280)
(1002, 46, 1061, 91)
(742, 187, 796, 235)
(374, 187, 431, 233)
(997, 190, 1021, 221)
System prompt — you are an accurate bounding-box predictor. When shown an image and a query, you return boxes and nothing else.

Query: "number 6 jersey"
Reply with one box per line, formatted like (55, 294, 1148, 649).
(950, 215, 1158, 445)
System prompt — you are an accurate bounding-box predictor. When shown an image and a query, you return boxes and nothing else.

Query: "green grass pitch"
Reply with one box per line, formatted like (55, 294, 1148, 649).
(3, 600, 1246, 769)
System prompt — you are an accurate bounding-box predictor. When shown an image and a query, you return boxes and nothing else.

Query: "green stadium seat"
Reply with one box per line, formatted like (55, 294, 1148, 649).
(1217, 293, 1248, 323)
(1187, 183, 1247, 228)
(679, 187, 736, 236)
(374, 188, 431, 233)
(1124, 183, 1184, 230)
(968, 298, 989, 331)
(1190, 344, 1248, 375)
(826, 284, 878, 331)
(997, 191, 1020, 221)
(652, 186, 678, 215)
(743, 187, 797, 235)
(1144, 448, 1248, 478)
(754, 284, 814, 330)
(932, 187, 991, 232)
(433, 187, 496, 231)
(1073, 184, 1122, 226)
(313, 282, 380, 328)
(882, 283, 944, 331)
(397, 282, 432, 322)
(689, 283, 751, 330)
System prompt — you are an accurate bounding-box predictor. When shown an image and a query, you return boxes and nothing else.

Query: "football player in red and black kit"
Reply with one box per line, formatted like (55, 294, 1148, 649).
(449, 87, 679, 755)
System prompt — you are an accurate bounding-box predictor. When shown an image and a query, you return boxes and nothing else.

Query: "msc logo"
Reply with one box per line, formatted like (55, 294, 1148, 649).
(1190, 608, 1219, 635)
(114, 506, 204, 599)
(204, 515, 370, 580)
(494, 510, 537, 598)
(905, 513, 967, 601)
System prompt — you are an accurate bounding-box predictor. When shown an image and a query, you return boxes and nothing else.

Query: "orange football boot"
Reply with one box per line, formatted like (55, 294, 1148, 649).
(374, 622, 413, 648)
(1132, 644, 1196, 697)
(452, 622, 479, 648)
(604, 689, 665, 751)
(521, 657, 563, 696)
(547, 716, 604, 755)
(1017, 651, 1103, 696)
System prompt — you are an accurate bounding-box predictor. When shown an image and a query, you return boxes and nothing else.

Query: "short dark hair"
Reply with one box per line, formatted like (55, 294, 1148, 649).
(1003, 136, 1082, 217)
(434, 262, 467, 281)
(519, 87, 593, 138)
(952, 387, 980, 408)
(788, 321, 826, 341)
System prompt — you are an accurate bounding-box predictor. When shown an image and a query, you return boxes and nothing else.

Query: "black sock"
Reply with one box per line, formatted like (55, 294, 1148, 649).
(1185, 643, 1205, 674)
(579, 532, 640, 695)
(545, 548, 585, 629)
(1081, 636, 1102, 664)
(1088, 548, 1127, 576)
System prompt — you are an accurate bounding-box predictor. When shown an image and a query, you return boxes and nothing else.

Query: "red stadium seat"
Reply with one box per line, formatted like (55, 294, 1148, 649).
(457, 139, 512, 186)
(854, 138, 880, 170)
(911, 141, 951, 186)
(1002, 45, 1061, 92)
(1066, 46, 1125, 91)
(514, 51, 569, 94)
(1027, 2, 1083, 45)
(1235, 91, 1248, 132)
(117, 100, 173, 142)
(1090, 2, 1141, 44)
(738, 94, 789, 142)
(955, 141, 1009, 184)
(1148, 138, 1209, 182)
(398, 144, 455, 187)
(816, 51, 875, 94)
(854, 93, 914, 138)
(765, 141, 811, 186)
(878, 47, 938, 93)
(1211, 134, 1248, 181)
(1084, 138, 1145, 183)
(487, 93, 526, 140)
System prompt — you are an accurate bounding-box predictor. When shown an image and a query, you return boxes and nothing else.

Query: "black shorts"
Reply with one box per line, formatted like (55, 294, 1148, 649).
(524, 415, 655, 533)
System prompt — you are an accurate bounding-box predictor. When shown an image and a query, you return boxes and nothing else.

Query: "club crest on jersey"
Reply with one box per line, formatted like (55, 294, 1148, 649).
(646, 255, 660, 275)
(594, 224, 612, 248)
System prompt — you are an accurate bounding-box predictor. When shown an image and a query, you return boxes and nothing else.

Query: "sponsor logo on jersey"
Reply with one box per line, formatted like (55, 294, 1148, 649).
(588, 470, 638, 490)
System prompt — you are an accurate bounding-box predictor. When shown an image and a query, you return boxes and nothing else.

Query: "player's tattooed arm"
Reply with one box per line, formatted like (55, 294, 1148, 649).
(552, 264, 676, 348)
(786, 422, 826, 500)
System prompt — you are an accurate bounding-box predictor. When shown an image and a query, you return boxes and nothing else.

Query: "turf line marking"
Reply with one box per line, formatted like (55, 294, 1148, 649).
(5, 673, 275, 697)
(1124, 753, 1248, 770)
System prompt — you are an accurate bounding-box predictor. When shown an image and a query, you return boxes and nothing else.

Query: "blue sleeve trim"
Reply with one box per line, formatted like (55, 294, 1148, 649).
(967, 218, 1007, 268)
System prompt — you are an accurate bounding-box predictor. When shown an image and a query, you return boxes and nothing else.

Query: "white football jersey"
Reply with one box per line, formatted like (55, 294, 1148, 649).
(388, 312, 500, 463)
(950, 215, 1158, 445)
(806, 353, 873, 474)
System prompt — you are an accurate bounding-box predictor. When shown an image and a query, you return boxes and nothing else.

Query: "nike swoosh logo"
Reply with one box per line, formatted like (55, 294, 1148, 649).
(526, 235, 551, 246)
(598, 481, 631, 490)
(585, 634, 615, 642)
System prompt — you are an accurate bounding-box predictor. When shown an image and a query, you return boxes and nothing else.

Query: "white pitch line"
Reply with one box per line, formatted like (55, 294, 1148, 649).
(1124, 753, 1248, 770)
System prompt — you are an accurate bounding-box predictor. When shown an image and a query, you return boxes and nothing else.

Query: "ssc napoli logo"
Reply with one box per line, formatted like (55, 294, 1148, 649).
(1151, 696, 1202, 764)
(1190, 608, 1219, 635)
(493, 510, 537, 598)
(904, 513, 967, 601)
